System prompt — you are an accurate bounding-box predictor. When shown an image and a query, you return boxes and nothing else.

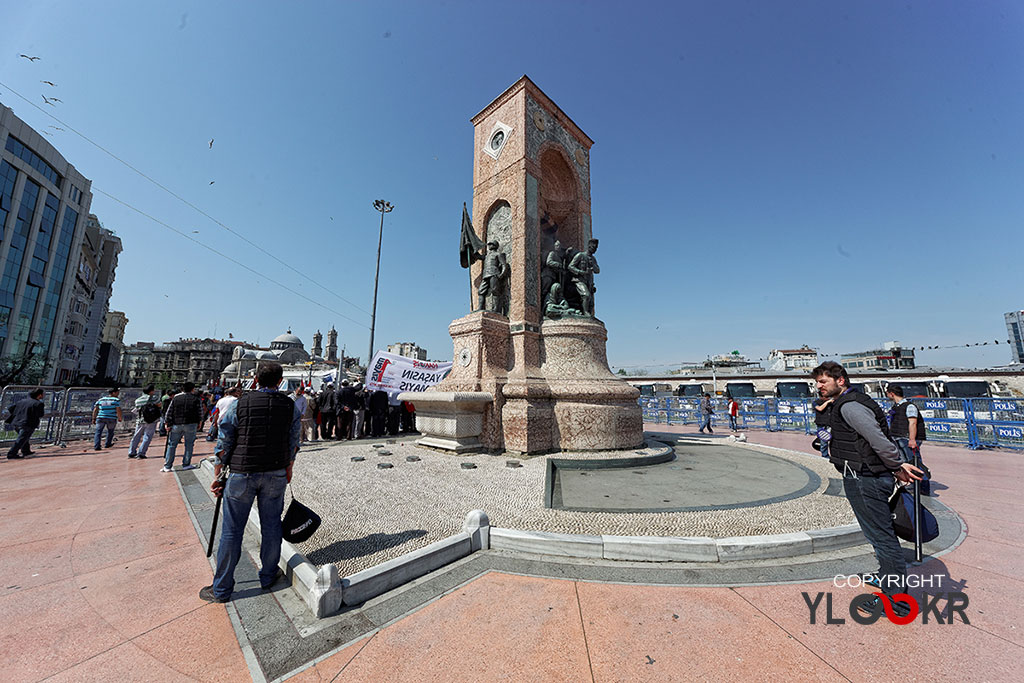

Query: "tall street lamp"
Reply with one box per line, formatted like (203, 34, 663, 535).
(368, 199, 393, 368)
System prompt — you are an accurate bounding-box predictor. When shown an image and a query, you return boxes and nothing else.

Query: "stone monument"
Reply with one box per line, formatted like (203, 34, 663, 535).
(401, 76, 642, 454)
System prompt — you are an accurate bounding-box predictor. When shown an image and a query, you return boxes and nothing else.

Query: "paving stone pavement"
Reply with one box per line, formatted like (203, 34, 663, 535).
(3, 424, 1022, 681)
(290, 434, 856, 576)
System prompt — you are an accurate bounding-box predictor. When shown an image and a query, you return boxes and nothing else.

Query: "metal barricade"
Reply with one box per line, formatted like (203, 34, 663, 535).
(737, 398, 769, 430)
(911, 398, 974, 448)
(56, 387, 145, 445)
(665, 396, 702, 426)
(767, 398, 812, 434)
(969, 398, 1024, 451)
(0, 385, 66, 446)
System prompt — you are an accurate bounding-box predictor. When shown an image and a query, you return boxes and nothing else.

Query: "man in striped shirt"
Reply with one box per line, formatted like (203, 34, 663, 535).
(92, 388, 123, 451)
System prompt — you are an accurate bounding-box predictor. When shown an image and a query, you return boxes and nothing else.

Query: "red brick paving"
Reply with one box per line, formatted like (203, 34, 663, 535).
(3, 425, 1022, 681)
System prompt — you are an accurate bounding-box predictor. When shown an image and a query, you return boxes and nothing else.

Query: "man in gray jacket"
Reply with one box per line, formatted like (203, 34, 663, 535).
(812, 362, 923, 618)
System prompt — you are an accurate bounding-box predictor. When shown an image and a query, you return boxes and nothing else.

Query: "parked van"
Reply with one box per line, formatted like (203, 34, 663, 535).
(674, 383, 705, 397)
(884, 381, 932, 398)
(942, 381, 991, 398)
(775, 381, 812, 398)
(725, 382, 757, 398)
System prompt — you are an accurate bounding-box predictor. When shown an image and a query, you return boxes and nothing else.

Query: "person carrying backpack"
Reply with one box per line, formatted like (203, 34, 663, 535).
(129, 385, 162, 459)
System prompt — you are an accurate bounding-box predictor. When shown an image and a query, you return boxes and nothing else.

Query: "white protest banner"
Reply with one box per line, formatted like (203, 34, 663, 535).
(365, 351, 452, 395)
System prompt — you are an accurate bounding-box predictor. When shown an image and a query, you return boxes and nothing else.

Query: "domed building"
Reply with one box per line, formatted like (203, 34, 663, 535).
(220, 329, 336, 388)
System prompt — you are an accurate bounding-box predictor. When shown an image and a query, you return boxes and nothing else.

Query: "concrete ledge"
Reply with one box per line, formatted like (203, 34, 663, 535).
(490, 527, 604, 558)
(342, 532, 473, 606)
(603, 535, 719, 562)
(807, 524, 867, 552)
(717, 531, 814, 561)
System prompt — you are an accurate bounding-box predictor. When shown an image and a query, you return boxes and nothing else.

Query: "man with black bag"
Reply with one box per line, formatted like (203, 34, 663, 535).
(200, 362, 301, 603)
(812, 362, 924, 618)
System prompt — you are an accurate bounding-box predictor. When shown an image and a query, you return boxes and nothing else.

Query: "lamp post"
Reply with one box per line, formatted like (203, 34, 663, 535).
(368, 199, 393, 368)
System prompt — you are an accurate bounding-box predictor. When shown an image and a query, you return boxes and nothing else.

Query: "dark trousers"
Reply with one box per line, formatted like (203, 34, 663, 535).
(320, 412, 336, 439)
(338, 410, 353, 439)
(371, 411, 387, 437)
(842, 470, 906, 594)
(6, 426, 34, 457)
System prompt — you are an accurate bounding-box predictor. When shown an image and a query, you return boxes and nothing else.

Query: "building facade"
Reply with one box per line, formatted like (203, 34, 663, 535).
(1006, 311, 1024, 365)
(387, 341, 427, 360)
(1, 102, 93, 384)
(74, 215, 121, 380)
(841, 341, 915, 371)
(95, 310, 128, 383)
(119, 341, 155, 386)
(766, 346, 818, 373)
(149, 338, 246, 389)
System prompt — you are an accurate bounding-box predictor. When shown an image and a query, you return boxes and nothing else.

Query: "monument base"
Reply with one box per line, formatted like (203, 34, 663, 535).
(412, 314, 642, 455)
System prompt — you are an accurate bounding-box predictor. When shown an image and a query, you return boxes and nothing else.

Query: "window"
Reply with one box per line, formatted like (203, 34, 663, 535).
(4, 136, 61, 188)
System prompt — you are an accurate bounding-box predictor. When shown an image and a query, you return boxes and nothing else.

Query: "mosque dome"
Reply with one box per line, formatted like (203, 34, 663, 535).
(257, 350, 280, 360)
(270, 330, 304, 350)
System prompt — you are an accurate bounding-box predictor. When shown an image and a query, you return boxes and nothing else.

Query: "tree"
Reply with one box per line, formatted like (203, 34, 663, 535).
(0, 343, 47, 386)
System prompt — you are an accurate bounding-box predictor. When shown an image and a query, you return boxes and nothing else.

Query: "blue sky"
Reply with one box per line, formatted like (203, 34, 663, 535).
(3, 1, 1022, 371)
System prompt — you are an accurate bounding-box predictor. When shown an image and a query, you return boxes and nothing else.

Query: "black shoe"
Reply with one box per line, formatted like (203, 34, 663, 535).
(199, 585, 230, 603)
(7, 454, 23, 459)
(260, 569, 285, 590)
(137, 454, 148, 459)
(128, 454, 138, 459)
(24, 449, 34, 455)
(94, 447, 103, 451)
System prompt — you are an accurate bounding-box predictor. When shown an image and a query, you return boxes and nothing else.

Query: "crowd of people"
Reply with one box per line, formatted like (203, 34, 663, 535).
(3, 375, 417, 463)
(294, 380, 416, 443)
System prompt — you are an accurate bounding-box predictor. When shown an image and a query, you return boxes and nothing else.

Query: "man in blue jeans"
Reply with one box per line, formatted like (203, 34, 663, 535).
(92, 387, 123, 450)
(161, 382, 201, 472)
(813, 362, 923, 618)
(201, 362, 301, 603)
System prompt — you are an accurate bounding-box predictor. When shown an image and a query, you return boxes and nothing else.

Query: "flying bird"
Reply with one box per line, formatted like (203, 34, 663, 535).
(47, 125, 64, 131)
(20, 54, 40, 61)
(209, 138, 214, 148)
(49, 97, 62, 103)
(41, 80, 56, 87)
(41, 95, 55, 106)
(192, 230, 200, 233)
(209, 181, 215, 185)
(42, 130, 52, 136)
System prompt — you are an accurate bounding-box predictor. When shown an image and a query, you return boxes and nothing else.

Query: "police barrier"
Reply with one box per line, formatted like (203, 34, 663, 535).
(639, 395, 1024, 451)
(0, 385, 66, 446)
(57, 387, 146, 445)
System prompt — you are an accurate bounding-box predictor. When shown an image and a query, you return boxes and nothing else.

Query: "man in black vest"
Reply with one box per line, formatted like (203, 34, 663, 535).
(812, 362, 923, 617)
(885, 385, 926, 463)
(200, 362, 301, 603)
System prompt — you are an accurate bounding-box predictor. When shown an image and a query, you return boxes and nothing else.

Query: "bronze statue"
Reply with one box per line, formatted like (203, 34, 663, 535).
(568, 238, 599, 316)
(541, 239, 568, 314)
(475, 240, 510, 315)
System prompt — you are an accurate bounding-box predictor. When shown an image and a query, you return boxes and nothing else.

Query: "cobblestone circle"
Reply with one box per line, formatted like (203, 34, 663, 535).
(289, 437, 854, 577)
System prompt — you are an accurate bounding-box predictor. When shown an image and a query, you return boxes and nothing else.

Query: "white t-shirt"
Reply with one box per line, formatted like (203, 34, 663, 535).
(214, 395, 238, 423)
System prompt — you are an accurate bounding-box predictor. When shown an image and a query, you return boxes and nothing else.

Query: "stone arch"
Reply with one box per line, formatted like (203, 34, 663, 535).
(484, 199, 513, 251)
(538, 144, 581, 252)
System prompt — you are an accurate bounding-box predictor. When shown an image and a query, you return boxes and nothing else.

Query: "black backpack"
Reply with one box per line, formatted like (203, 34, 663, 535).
(141, 402, 162, 424)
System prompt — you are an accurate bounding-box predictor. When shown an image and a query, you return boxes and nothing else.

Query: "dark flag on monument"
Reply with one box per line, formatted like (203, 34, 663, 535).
(459, 202, 484, 268)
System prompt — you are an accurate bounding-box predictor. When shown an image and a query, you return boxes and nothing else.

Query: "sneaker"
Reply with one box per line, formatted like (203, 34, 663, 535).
(859, 572, 882, 588)
(7, 454, 23, 459)
(199, 585, 230, 603)
(160, 466, 172, 473)
(181, 464, 198, 471)
(94, 447, 102, 451)
(137, 454, 148, 459)
(128, 454, 138, 459)
(856, 594, 912, 619)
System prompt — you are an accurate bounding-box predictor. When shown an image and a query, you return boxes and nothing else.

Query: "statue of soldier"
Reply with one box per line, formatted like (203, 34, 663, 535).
(568, 238, 600, 316)
(541, 239, 568, 313)
(476, 240, 509, 315)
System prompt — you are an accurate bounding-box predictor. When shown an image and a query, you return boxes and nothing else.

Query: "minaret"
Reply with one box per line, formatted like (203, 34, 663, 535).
(326, 326, 338, 362)
(312, 330, 323, 358)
